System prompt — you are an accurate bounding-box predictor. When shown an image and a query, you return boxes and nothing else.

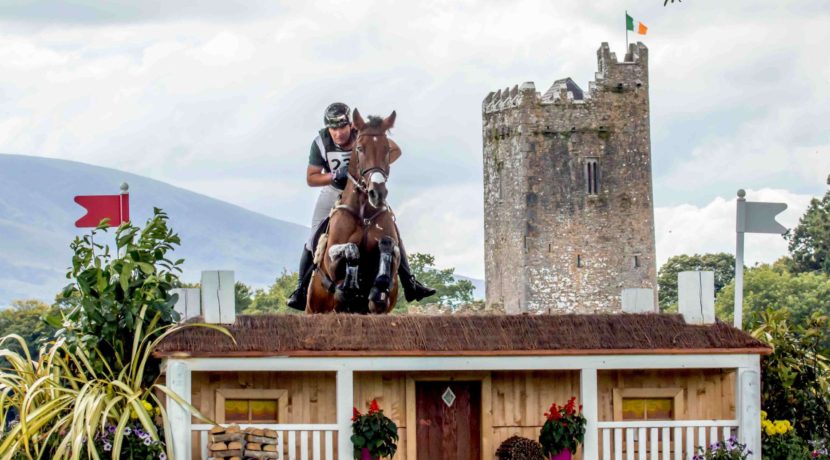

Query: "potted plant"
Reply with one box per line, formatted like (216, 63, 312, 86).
(538, 397, 586, 460)
(351, 399, 398, 460)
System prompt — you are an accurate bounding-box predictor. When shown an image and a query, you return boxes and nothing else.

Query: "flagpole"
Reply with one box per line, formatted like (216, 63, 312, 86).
(625, 10, 629, 49)
(735, 189, 746, 330)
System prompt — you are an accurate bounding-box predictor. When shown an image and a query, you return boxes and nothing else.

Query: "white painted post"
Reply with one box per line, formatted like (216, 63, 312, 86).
(737, 358, 762, 458)
(201, 270, 236, 323)
(735, 190, 746, 329)
(166, 360, 191, 460)
(336, 370, 354, 460)
(678, 271, 715, 325)
(581, 368, 599, 460)
(621, 288, 655, 313)
(171, 287, 201, 321)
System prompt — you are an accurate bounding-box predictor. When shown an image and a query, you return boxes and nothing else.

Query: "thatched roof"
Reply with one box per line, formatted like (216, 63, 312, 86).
(153, 313, 770, 358)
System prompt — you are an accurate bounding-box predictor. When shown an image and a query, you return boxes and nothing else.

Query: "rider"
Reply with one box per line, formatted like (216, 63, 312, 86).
(286, 102, 436, 309)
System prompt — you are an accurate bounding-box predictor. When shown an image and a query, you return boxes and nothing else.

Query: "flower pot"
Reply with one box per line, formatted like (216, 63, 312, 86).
(361, 447, 379, 460)
(549, 448, 572, 460)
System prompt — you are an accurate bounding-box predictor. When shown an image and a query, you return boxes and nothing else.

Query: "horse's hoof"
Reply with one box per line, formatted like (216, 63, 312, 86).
(374, 274, 391, 291)
(369, 286, 388, 304)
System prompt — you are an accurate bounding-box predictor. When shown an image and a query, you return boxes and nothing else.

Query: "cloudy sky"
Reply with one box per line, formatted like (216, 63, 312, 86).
(0, 0, 828, 279)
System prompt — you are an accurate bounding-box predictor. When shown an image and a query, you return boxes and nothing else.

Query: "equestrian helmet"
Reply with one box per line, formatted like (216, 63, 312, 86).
(324, 102, 351, 128)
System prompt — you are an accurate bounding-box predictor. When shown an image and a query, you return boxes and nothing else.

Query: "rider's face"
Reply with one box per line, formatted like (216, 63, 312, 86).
(328, 124, 352, 146)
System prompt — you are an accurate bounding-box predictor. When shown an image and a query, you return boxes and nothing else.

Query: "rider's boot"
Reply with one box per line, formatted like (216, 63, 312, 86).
(398, 241, 437, 302)
(287, 248, 315, 310)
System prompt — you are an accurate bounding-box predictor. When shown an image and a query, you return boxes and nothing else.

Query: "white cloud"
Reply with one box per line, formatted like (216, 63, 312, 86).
(655, 188, 816, 268)
(0, 0, 828, 280)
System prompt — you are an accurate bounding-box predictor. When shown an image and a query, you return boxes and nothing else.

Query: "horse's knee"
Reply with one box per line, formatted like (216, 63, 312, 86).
(379, 236, 395, 255)
(328, 242, 360, 264)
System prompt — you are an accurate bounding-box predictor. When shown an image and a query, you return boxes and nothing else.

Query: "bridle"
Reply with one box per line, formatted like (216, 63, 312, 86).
(346, 131, 390, 194)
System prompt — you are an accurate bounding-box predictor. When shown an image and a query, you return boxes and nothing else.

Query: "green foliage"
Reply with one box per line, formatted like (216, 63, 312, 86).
(0, 300, 59, 359)
(0, 307, 228, 459)
(54, 208, 183, 384)
(751, 310, 830, 441)
(538, 397, 586, 456)
(235, 282, 254, 314)
(395, 253, 475, 311)
(243, 270, 300, 315)
(787, 181, 830, 275)
(715, 264, 830, 343)
(350, 400, 398, 458)
(657, 253, 734, 312)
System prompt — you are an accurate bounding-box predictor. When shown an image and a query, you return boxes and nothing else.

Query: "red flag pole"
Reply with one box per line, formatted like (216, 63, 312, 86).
(120, 182, 130, 223)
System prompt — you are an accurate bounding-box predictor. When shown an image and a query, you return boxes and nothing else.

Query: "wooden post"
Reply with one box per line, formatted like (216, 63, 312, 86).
(336, 369, 354, 460)
(737, 356, 761, 457)
(581, 368, 599, 460)
(166, 360, 192, 460)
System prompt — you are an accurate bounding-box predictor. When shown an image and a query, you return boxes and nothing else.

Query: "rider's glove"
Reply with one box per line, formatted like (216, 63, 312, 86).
(331, 167, 348, 189)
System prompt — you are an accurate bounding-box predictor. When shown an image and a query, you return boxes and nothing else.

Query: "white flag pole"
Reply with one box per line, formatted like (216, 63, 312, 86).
(734, 189, 746, 329)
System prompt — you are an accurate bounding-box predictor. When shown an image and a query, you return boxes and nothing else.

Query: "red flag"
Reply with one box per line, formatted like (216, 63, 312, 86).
(74, 193, 130, 228)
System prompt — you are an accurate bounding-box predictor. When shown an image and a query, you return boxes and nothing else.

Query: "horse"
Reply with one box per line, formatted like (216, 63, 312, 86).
(306, 109, 400, 314)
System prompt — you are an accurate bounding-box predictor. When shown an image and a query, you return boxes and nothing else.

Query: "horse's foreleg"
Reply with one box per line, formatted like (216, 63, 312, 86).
(369, 237, 397, 312)
(329, 242, 360, 302)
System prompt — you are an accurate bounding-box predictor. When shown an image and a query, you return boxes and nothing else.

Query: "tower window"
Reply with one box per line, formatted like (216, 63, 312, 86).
(585, 158, 599, 195)
(634, 255, 640, 268)
(577, 254, 583, 268)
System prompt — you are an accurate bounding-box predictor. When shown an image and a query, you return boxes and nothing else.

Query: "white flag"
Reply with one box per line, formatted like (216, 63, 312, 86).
(737, 201, 787, 234)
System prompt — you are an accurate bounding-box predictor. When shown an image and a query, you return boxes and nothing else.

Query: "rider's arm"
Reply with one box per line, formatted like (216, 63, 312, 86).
(389, 139, 402, 164)
(307, 138, 334, 187)
(307, 165, 334, 187)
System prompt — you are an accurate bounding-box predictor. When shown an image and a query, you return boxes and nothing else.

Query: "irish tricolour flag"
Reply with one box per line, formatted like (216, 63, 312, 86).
(626, 12, 648, 35)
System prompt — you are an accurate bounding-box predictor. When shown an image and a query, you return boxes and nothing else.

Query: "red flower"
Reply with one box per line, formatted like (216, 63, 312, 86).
(352, 407, 362, 421)
(369, 399, 381, 414)
(562, 422, 568, 428)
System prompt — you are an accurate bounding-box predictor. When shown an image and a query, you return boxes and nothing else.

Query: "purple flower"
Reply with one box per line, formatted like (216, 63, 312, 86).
(103, 442, 112, 452)
(159, 453, 167, 460)
(124, 427, 132, 436)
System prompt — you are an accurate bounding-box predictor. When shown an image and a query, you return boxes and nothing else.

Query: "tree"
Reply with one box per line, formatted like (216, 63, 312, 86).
(0, 300, 59, 359)
(657, 253, 735, 312)
(395, 253, 475, 311)
(235, 281, 254, 314)
(787, 177, 830, 275)
(243, 270, 299, 314)
(716, 264, 830, 350)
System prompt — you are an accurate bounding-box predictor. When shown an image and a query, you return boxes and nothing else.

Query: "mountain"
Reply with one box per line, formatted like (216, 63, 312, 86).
(0, 154, 484, 306)
(0, 154, 308, 305)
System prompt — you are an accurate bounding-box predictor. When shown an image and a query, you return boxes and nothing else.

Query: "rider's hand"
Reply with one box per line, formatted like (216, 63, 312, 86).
(331, 167, 348, 188)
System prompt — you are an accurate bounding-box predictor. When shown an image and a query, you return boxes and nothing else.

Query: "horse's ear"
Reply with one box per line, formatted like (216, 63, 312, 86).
(353, 108, 365, 130)
(382, 110, 396, 131)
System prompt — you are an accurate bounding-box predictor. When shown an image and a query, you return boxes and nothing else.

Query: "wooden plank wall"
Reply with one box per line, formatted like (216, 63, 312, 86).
(598, 369, 736, 421)
(189, 371, 337, 459)
(186, 369, 736, 460)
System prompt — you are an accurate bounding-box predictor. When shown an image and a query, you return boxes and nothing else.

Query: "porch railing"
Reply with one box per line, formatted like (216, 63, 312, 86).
(192, 423, 339, 460)
(597, 420, 739, 460)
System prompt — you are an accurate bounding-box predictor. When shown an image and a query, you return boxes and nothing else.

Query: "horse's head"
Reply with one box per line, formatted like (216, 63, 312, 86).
(351, 109, 396, 208)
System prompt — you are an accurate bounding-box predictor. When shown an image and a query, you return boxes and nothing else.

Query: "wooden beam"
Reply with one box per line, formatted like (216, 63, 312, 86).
(166, 360, 192, 460)
(581, 368, 599, 460)
(177, 354, 759, 373)
(737, 356, 762, 457)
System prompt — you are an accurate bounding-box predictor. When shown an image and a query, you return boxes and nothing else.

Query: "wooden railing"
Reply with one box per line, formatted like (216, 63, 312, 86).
(597, 420, 739, 460)
(192, 423, 339, 460)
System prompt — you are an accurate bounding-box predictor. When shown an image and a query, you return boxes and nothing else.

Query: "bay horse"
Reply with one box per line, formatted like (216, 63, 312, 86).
(306, 109, 400, 314)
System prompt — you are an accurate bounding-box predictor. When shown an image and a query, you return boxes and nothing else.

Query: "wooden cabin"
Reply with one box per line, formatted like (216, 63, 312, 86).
(154, 313, 769, 460)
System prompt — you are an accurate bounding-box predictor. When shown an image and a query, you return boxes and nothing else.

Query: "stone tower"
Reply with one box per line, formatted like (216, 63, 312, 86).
(482, 42, 656, 313)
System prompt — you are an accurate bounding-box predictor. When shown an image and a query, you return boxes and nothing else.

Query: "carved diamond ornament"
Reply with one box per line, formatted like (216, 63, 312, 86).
(442, 387, 456, 407)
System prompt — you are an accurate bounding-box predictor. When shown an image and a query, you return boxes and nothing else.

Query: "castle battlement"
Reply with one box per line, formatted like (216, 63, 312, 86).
(481, 42, 656, 314)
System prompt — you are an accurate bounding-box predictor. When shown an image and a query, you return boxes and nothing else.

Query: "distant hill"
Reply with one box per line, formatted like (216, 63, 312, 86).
(0, 154, 308, 305)
(0, 154, 483, 305)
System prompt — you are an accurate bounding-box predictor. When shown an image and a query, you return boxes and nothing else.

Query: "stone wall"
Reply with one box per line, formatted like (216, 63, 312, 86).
(482, 42, 656, 313)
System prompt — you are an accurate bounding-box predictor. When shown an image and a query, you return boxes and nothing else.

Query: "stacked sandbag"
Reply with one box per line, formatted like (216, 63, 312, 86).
(243, 427, 281, 459)
(207, 425, 245, 459)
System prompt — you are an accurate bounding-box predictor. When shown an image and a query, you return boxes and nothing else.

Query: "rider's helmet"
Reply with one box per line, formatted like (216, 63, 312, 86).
(324, 102, 351, 128)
